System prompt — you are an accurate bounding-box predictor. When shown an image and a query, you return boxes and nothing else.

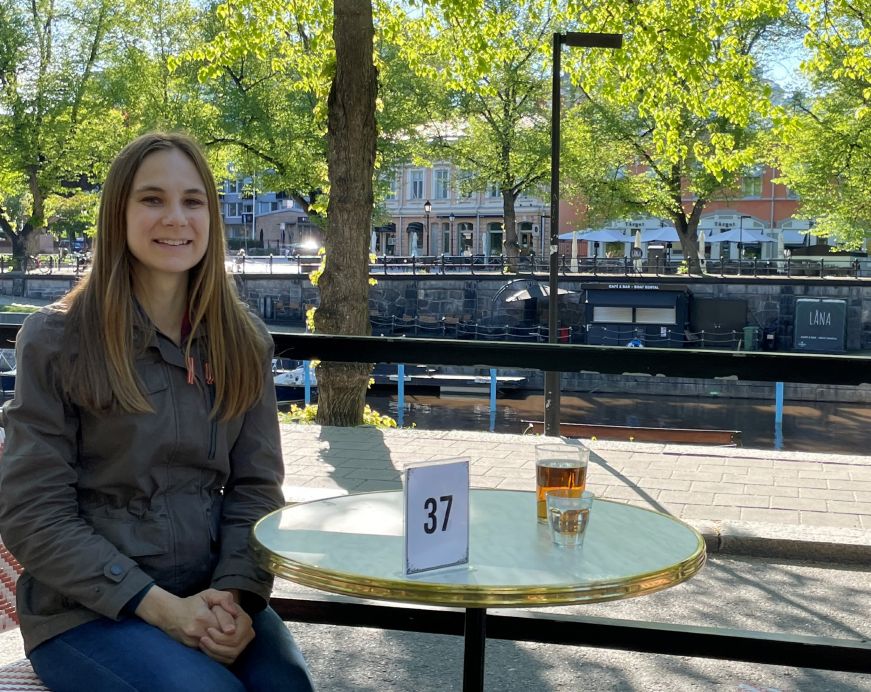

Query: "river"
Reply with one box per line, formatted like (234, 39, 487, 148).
(364, 390, 871, 454)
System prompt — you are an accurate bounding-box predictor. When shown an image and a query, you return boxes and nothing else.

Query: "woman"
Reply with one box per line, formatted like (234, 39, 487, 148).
(0, 133, 314, 691)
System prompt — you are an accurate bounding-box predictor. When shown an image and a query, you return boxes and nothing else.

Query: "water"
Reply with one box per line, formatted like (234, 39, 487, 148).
(364, 391, 871, 454)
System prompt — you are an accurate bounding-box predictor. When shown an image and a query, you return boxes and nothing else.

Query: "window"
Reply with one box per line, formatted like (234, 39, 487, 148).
(486, 182, 500, 198)
(225, 202, 241, 217)
(740, 166, 763, 197)
(409, 170, 424, 200)
(457, 171, 474, 199)
(386, 175, 397, 200)
(636, 307, 676, 324)
(593, 307, 633, 323)
(433, 169, 450, 199)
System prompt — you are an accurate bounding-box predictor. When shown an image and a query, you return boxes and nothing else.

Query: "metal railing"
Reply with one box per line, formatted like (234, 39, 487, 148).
(0, 320, 868, 673)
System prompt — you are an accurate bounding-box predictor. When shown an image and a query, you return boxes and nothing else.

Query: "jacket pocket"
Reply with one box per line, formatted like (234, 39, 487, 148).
(85, 513, 168, 558)
(135, 361, 169, 395)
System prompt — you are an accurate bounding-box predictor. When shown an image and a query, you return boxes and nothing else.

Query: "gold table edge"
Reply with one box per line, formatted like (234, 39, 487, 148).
(252, 489, 707, 608)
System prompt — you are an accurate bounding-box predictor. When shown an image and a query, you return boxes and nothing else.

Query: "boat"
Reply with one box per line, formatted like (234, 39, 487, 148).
(274, 363, 317, 403)
(520, 420, 741, 446)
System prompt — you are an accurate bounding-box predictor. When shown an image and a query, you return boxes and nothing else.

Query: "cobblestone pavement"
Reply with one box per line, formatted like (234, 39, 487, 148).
(279, 425, 871, 563)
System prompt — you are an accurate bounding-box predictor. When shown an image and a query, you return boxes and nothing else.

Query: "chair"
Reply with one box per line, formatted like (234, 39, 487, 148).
(0, 538, 49, 689)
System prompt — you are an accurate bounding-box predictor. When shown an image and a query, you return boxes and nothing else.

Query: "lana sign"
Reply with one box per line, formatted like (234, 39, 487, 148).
(793, 298, 847, 353)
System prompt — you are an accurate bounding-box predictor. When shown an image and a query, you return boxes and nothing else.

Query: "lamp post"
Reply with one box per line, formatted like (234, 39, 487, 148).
(449, 212, 455, 255)
(424, 200, 432, 256)
(545, 31, 622, 437)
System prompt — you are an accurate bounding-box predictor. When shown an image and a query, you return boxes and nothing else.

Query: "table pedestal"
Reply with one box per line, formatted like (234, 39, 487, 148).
(462, 608, 486, 691)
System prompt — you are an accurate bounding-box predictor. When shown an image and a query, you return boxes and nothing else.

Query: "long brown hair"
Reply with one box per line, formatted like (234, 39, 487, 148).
(60, 132, 268, 420)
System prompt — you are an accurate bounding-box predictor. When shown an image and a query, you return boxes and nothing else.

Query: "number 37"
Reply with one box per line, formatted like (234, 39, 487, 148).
(423, 495, 453, 534)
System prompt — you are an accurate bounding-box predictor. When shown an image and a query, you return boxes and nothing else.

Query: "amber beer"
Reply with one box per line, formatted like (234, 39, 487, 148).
(535, 443, 590, 523)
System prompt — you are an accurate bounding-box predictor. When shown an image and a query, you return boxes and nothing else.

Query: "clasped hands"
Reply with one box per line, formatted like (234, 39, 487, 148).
(135, 586, 253, 664)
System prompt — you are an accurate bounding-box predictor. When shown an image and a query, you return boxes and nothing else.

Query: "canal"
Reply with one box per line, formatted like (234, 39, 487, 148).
(364, 390, 871, 454)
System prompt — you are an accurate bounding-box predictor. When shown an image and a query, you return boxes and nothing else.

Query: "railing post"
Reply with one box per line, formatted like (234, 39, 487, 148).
(411, 255, 417, 275)
(819, 259, 824, 278)
(269, 254, 273, 274)
(441, 254, 446, 275)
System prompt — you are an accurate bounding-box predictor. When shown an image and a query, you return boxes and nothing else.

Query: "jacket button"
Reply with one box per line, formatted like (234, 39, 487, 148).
(110, 564, 123, 576)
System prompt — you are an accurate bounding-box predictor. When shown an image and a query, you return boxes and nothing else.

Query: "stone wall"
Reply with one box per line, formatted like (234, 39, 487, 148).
(231, 273, 871, 351)
(4, 272, 870, 401)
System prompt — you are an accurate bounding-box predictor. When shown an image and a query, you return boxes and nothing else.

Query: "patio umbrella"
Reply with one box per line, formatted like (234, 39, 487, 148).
(640, 225, 680, 243)
(697, 229, 707, 273)
(711, 227, 775, 243)
(558, 228, 626, 242)
(633, 231, 642, 273)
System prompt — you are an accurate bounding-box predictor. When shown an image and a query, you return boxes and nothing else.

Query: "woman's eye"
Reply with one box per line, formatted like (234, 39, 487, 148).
(186, 198, 205, 207)
(142, 196, 162, 205)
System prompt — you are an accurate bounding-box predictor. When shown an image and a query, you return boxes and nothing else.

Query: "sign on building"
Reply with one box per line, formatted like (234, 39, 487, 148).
(793, 298, 847, 353)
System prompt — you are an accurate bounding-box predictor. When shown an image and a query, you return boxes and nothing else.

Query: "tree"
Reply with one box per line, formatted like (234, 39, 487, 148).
(313, 0, 378, 426)
(0, 0, 133, 264)
(185, 0, 434, 425)
(773, 0, 871, 248)
(400, 1, 554, 267)
(564, 0, 786, 269)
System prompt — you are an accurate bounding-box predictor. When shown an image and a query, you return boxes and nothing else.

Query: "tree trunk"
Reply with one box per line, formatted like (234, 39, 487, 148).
(502, 190, 519, 270)
(314, 0, 377, 427)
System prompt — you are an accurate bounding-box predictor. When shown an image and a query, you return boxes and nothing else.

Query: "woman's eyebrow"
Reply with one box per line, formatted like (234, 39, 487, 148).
(132, 185, 206, 195)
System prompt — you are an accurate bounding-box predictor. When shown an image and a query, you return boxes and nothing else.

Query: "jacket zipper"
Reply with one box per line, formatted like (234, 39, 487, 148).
(207, 382, 217, 460)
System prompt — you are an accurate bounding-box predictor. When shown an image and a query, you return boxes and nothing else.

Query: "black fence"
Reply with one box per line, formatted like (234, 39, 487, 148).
(0, 321, 868, 675)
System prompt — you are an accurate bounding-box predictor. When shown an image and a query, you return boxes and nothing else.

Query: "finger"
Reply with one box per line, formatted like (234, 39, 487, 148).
(199, 639, 235, 666)
(211, 605, 236, 634)
(202, 589, 239, 616)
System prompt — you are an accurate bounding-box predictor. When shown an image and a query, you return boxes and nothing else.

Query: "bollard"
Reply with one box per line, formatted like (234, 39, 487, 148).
(303, 360, 312, 406)
(397, 363, 405, 428)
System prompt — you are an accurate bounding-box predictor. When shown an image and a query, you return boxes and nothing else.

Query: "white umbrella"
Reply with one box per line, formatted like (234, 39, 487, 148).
(697, 229, 707, 273)
(571, 232, 579, 271)
(557, 229, 625, 242)
(712, 227, 775, 243)
(633, 231, 642, 273)
(640, 225, 680, 243)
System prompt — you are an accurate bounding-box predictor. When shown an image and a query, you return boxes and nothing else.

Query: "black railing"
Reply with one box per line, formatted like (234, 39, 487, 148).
(1, 320, 868, 673)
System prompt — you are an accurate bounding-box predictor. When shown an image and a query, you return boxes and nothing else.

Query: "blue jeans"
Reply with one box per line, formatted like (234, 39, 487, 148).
(29, 607, 315, 692)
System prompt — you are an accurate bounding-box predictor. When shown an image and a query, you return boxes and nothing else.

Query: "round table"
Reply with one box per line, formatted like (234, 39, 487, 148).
(253, 489, 706, 690)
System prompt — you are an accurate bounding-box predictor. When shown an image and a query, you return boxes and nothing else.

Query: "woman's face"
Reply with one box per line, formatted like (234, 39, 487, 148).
(125, 148, 210, 282)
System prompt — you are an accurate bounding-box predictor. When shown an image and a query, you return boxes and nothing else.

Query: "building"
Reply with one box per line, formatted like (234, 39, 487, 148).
(377, 163, 550, 257)
(219, 177, 319, 253)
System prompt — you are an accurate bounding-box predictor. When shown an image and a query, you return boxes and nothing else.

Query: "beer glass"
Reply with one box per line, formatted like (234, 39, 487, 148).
(535, 443, 589, 523)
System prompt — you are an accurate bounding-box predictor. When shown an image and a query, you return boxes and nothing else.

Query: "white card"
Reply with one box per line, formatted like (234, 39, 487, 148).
(404, 458, 470, 575)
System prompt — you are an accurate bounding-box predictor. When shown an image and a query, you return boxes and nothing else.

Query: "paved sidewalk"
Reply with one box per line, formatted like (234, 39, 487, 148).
(279, 424, 871, 563)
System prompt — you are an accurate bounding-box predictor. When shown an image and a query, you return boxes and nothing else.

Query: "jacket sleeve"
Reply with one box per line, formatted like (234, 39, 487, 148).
(210, 326, 284, 610)
(0, 312, 154, 619)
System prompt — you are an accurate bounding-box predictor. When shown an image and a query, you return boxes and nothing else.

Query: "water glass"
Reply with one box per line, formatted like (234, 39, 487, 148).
(546, 490, 594, 548)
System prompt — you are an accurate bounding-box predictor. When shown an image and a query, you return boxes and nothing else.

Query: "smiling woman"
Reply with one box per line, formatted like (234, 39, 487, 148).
(0, 132, 314, 691)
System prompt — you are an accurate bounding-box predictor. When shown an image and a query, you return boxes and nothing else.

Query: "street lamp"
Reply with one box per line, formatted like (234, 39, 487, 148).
(424, 200, 432, 256)
(449, 212, 455, 255)
(545, 31, 622, 437)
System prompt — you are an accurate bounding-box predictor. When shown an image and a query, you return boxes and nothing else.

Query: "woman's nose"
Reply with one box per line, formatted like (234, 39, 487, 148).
(162, 202, 188, 226)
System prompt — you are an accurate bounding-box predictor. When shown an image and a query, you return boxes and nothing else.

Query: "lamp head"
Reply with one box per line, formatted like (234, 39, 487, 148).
(424, 200, 432, 214)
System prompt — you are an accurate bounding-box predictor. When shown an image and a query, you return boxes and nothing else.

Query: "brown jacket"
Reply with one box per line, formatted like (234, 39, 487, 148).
(0, 308, 284, 654)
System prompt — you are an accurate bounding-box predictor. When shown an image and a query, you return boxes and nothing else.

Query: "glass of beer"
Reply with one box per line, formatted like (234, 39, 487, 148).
(535, 443, 589, 523)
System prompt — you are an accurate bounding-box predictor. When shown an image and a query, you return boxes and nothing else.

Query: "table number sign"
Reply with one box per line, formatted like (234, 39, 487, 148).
(403, 458, 470, 575)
